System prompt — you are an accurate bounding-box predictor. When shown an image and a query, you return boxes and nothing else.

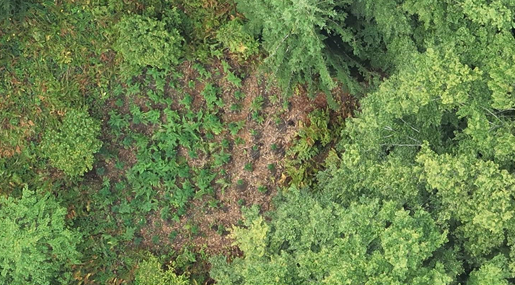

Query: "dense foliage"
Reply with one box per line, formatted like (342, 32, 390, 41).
(2, 0, 515, 283)
(211, 0, 515, 284)
(40, 109, 102, 177)
(135, 255, 189, 285)
(0, 187, 80, 285)
(114, 8, 184, 71)
(211, 192, 454, 284)
(216, 20, 258, 60)
(236, 0, 364, 106)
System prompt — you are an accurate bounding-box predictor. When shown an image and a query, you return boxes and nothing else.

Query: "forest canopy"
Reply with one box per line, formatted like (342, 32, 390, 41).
(1, 0, 515, 284)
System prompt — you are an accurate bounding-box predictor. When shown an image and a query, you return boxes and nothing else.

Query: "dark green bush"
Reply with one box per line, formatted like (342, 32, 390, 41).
(236, 0, 366, 107)
(114, 8, 184, 70)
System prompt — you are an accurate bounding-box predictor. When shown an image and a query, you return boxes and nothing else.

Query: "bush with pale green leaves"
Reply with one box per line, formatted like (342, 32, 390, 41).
(216, 19, 258, 60)
(135, 255, 189, 285)
(40, 109, 102, 177)
(0, 187, 81, 285)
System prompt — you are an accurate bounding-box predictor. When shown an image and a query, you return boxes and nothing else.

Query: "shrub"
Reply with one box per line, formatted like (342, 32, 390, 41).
(135, 255, 189, 285)
(216, 19, 259, 59)
(40, 109, 102, 177)
(114, 9, 184, 70)
(0, 187, 81, 285)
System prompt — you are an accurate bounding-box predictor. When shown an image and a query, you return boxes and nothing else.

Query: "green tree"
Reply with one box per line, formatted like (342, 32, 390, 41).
(219, 1, 515, 283)
(0, 187, 81, 285)
(40, 109, 102, 177)
(314, 0, 515, 278)
(236, 0, 367, 107)
(211, 190, 458, 284)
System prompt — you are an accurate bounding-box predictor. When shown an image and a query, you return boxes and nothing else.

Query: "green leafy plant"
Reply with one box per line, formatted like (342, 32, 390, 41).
(228, 121, 245, 135)
(244, 162, 253, 172)
(250, 95, 264, 112)
(235, 137, 245, 145)
(0, 187, 81, 285)
(108, 110, 130, 132)
(193, 63, 212, 79)
(0, 0, 40, 21)
(135, 255, 189, 285)
(213, 150, 232, 167)
(40, 109, 102, 177)
(194, 168, 217, 197)
(257, 185, 267, 193)
(203, 113, 224, 135)
(114, 9, 184, 70)
(234, 90, 246, 100)
(285, 109, 336, 187)
(226, 71, 242, 88)
(230, 103, 242, 112)
(215, 177, 231, 192)
(251, 111, 265, 124)
(201, 83, 224, 110)
(216, 224, 226, 235)
(216, 19, 259, 59)
(180, 93, 194, 109)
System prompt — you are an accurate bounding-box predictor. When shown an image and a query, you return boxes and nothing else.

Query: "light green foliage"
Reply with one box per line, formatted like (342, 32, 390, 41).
(467, 255, 510, 285)
(211, 189, 454, 284)
(314, 0, 515, 280)
(40, 109, 102, 177)
(216, 19, 259, 60)
(417, 146, 515, 260)
(114, 9, 184, 70)
(0, 187, 80, 285)
(135, 255, 189, 285)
